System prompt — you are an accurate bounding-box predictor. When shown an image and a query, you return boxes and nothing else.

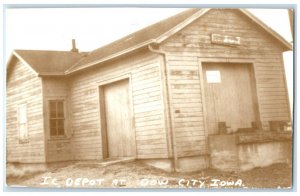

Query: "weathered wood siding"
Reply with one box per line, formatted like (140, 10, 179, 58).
(6, 59, 45, 163)
(42, 77, 72, 162)
(160, 9, 290, 156)
(69, 51, 169, 160)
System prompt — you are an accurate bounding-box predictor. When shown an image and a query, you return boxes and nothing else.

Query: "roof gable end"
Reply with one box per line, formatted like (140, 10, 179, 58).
(6, 51, 39, 78)
(238, 9, 292, 51)
(7, 50, 88, 76)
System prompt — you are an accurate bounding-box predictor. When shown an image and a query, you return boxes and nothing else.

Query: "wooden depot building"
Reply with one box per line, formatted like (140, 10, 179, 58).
(6, 8, 293, 172)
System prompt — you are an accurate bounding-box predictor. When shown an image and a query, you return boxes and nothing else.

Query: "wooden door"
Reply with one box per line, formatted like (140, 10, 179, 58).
(202, 63, 258, 135)
(103, 79, 135, 158)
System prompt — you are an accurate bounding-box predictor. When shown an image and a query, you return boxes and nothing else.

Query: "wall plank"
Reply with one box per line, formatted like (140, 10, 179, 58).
(161, 9, 290, 156)
(68, 51, 168, 159)
(6, 60, 45, 163)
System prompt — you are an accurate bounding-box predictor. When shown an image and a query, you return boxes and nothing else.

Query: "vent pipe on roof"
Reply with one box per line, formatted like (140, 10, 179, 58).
(71, 39, 79, 52)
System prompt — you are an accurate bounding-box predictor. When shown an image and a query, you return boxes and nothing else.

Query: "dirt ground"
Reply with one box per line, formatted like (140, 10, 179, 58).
(6, 161, 293, 189)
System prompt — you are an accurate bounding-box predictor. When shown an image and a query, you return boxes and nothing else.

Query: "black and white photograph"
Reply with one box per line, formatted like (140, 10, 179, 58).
(3, 3, 295, 191)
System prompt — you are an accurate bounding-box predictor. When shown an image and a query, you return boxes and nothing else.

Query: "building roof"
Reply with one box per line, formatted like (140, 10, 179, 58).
(7, 8, 292, 76)
(10, 50, 87, 75)
(66, 8, 292, 74)
(66, 8, 201, 73)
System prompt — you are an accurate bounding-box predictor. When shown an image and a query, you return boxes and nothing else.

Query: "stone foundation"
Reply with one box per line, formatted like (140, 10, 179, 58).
(141, 155, 210, 172)
(208, 135, 239, 171)
(238, 141, 292, 171)
(140, 158, 173, 172)
(141, 132, 292, 172)
(208, 132, 292, 171)
(177, 155, 210, 172)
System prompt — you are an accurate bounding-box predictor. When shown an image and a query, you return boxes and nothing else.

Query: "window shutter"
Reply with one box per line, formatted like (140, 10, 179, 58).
(18, 104, 28, 143)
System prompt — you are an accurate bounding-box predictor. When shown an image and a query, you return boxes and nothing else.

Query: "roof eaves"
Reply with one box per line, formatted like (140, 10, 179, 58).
(64, 53, 90, 74)
(38, 72, 66, 76)
(65, 39, 156, 74)
(239, 9, 292, 51)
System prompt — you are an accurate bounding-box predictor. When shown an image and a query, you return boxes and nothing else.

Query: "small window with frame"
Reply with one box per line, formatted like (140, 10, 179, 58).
(206, 70, 221, 83)
(49, 100, 65, 137)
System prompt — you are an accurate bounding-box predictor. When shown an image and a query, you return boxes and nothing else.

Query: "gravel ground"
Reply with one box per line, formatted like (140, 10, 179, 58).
(6, 161, 293, 189)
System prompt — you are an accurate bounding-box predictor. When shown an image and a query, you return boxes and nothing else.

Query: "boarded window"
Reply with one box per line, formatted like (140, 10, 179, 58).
(18, 104, 28, 143)
(49, 101, 65, 137)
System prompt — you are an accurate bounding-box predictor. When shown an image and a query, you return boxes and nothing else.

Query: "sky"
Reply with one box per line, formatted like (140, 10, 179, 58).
(4, 7, 294, 113)
(5, 8, 293, 55)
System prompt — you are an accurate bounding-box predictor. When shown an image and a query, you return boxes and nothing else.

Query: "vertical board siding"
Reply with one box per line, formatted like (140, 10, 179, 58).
(42, 78, 72, 162)
(69, 52, 168, 160)
(161, 9, 290, 156)
(6, 60, 45, 163)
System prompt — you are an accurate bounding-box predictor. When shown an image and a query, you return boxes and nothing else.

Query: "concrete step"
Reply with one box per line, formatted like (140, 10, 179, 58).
(75, 157, 136, 167)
